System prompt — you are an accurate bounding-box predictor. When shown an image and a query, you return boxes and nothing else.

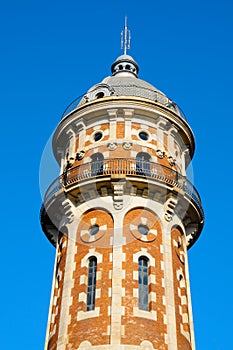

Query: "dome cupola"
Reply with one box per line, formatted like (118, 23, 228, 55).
(111, 54, 139, 77)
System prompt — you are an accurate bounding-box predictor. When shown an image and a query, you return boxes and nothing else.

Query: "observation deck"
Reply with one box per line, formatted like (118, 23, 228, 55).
(41, 158, 204, 247)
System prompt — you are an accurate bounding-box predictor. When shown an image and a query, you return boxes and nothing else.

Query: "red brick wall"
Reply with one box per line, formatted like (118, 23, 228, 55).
(171, 227, 192, 350)
(66, 209, 114, 348)
(122, 208, 167, 349)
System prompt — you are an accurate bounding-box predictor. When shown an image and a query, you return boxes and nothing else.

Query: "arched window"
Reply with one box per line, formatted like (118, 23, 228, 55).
(91, 153, 104, 176)
(87, 257, 97, 311)
(136, 152, 151, 176)
(138, 256, 149, 311)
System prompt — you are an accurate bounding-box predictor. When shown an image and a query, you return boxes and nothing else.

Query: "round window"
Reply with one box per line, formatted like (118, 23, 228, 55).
(138, 224, 149, 235)
(89, 224, 99, 236)
(139, 131, 149, 141)
(93, 132, 103, 142)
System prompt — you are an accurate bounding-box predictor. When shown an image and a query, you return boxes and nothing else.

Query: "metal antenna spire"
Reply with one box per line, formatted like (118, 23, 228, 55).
(121, 16, 131, 55)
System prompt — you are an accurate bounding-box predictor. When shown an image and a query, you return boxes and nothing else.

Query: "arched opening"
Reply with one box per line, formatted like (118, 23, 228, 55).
(91, 153, 104, 176)
(95, 92, 105, 99)
(136, 152, 151, 176)
(138, 256, 149, 311)
(86, 257, 97, 311)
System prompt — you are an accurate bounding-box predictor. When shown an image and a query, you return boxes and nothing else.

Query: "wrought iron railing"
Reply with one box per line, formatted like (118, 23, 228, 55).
(44, 159, 202, 212)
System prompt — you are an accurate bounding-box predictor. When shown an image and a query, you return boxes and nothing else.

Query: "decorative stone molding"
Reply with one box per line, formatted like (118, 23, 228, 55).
(111, 181, 126, 210)
(186, 224, 199, 246)
(164, 196, 178, 222)
(108, 142, 117, 151)
(140, 340, 154, 349)
(107, 108, 118, 120)
(123, 141, 132, 150)
(156, 149, 165, 159)
(123, 108, 134, 120)
(76, 150, 85, 160)
(167, 156, 176, 166)
(157, 117, 167, 129)
(174, 237, 185, 264)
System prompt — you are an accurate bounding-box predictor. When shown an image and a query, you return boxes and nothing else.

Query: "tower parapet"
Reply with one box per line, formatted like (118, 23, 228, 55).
(41, 31, 204, 350)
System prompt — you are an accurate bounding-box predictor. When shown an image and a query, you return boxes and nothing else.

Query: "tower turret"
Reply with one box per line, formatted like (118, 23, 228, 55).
(40, 23, 204, 350)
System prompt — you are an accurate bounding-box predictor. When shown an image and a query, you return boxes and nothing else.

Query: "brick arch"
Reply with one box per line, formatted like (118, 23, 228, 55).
(76, 208, 114, 246)
(123, 207, 162, 243)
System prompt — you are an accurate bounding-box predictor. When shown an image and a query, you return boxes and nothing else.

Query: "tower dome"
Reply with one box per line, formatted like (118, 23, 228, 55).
(63, 54, 185, 119)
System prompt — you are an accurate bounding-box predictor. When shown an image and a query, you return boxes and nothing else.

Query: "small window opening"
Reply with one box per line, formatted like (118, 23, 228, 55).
(139, 131, 149, 141)
(93, 132, 103, 142)
(138, 256, 149, 311)
(87, 257, 97, 311)
(138, 224, 149, 235)
(95, 92, 104, 99)
(89, 224, 99, 236)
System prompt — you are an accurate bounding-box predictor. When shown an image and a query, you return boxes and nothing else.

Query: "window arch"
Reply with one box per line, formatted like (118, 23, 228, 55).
(138, 256, 149, 311)
(136, 152, 151, 176)
(86, 257, 97, 311)
(91, 153, 104, 175)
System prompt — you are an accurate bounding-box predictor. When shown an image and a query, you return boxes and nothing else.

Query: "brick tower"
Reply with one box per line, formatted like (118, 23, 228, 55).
(40, 22, 204, 350)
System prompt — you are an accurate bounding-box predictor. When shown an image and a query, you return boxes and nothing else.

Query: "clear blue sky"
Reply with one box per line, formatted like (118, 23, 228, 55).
(1, 0, 232, 349)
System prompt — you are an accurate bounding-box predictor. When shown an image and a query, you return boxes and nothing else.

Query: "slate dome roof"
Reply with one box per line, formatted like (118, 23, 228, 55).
(62, 54, 185, 119)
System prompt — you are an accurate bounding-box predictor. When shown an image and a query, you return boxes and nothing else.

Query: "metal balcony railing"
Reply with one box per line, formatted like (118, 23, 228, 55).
(43, 159, 202, 212)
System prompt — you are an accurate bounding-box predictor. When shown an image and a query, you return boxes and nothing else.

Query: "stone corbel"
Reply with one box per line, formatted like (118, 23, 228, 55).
(156, 149, 165, 159)
(164, 195, 178, 222)
(167, 156, 176, 166)
(111, 181, 126, 210)
(186, 224, 199, 246)
(123, 108, 134, 120)
(157, 117, 167, 129)
(76, 150, 85, 160)
(107, 108, 118, 120)
(62, 199, 75, 223)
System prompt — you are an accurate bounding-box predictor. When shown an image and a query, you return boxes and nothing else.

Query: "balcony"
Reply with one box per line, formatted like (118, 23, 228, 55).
(43, 158, 203, 215)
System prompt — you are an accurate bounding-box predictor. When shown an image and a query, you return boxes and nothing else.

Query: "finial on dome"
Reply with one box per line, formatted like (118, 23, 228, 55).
(121, 16, 131, 55)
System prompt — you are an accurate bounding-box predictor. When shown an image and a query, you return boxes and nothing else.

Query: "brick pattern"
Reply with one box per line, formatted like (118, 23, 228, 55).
(121, 208, 168, 349)
(66, 118, 182, 174)
(46, 107, 192, 349)
(66, 209, 114, 349)
(47, 234, 68, 350)
(116, 122, 125, 138)
(171, 227, 192, 350)
(84, 124, 109, 148)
